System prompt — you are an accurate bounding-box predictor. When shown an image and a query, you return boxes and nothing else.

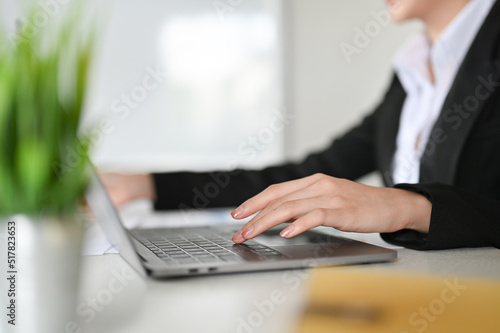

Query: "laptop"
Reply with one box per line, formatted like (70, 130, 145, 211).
(86, 170, 397, 278)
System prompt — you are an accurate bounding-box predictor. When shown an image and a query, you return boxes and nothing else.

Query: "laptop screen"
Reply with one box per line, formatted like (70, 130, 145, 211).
(86, 168, 147, 277)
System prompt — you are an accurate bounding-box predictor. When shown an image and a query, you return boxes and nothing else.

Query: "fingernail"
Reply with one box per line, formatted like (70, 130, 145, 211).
(241, 225, 254, 239)
(232, 231, 245, 244)
(231, 206, 244, 219)
(280, 225, 295, 238)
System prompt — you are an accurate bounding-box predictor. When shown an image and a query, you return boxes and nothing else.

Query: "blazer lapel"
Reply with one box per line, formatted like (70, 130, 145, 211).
(377, 76, 406, 187)
(419, 1, 500, 184)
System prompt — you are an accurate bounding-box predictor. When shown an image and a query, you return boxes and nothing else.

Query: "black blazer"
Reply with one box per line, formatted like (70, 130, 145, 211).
(153, 2, 500, 250)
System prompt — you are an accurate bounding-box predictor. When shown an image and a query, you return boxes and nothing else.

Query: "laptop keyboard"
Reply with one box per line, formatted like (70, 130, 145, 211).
(131, 230, 287, 265)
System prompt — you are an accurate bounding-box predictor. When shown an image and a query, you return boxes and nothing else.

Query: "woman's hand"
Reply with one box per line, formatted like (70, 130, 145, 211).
(98, 172, 156, 207)
(231, 173, 431, 244)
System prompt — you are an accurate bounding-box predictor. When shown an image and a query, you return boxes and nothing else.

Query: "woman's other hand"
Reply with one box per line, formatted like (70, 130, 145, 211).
(98, 172, 156, 207)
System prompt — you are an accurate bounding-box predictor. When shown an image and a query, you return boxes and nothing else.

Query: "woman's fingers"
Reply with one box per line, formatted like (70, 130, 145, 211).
(233, 196, 334, 243)
(281, 208, 345, 238)
(231, 174, 324, 219)
(241, 180, 325, 227)
(238, 200, 306, 241)
(232, 174, 338, 243)
(231, 174, 433, 245)
(232, 199, 305, 243)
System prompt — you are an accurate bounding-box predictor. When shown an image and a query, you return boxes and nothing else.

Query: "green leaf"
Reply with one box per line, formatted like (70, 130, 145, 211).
(16, 140, 51, 209)
(0, 0, 98, 216)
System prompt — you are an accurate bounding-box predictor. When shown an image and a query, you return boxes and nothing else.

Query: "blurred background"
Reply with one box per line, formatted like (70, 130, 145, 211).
(2, 0, 421, 184)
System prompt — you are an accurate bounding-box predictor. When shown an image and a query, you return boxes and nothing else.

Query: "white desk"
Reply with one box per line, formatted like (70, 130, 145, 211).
(77, 207, 500, 333)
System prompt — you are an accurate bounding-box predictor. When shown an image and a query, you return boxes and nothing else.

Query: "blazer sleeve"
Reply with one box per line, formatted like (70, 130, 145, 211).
(152, 107, 381, 211)
(381, 183, 500, 250)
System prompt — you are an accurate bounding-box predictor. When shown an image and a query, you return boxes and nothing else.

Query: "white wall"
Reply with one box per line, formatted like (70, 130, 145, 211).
(283, 0, 422, 184)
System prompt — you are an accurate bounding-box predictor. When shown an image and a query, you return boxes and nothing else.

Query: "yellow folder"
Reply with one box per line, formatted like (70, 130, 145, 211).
(297, 268, 500, 333)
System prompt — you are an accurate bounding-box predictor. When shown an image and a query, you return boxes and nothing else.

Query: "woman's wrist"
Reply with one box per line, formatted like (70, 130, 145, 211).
(396, 188, 432, 234)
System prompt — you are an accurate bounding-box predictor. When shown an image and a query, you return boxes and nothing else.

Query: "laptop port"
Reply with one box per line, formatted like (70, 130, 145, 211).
(188, 268, 198, 274)
(208, 267, 217, 272)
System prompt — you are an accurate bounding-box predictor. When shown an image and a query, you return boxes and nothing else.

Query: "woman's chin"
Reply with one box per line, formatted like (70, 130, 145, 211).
(386, 0, 408, 23)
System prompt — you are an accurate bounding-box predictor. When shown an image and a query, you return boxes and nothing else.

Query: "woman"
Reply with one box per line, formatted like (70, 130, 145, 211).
(102, 0, 500, 250)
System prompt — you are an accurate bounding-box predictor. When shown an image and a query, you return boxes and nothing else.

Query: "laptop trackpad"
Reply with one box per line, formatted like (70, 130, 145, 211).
(254, 228, 348, 259)
(254, 228, 346, 246)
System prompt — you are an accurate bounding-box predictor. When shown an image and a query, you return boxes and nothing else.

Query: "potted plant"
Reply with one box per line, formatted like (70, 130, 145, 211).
(0, 2, 94, 332)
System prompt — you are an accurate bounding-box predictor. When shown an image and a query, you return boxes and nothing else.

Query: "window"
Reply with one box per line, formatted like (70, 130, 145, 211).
(83, 0, 285, 172)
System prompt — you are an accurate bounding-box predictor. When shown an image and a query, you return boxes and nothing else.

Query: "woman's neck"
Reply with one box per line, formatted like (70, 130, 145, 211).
(424, 0, 470, 44)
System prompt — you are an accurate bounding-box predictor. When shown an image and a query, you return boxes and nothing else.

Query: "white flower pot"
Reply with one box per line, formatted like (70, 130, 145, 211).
(1, 214, 83, 333)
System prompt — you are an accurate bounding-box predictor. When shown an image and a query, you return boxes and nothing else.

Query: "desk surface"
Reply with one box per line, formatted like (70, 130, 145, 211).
(78, 239, 499, 333)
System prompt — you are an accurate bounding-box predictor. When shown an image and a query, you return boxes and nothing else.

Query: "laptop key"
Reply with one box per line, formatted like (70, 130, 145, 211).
(170, 254, 191, 258)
